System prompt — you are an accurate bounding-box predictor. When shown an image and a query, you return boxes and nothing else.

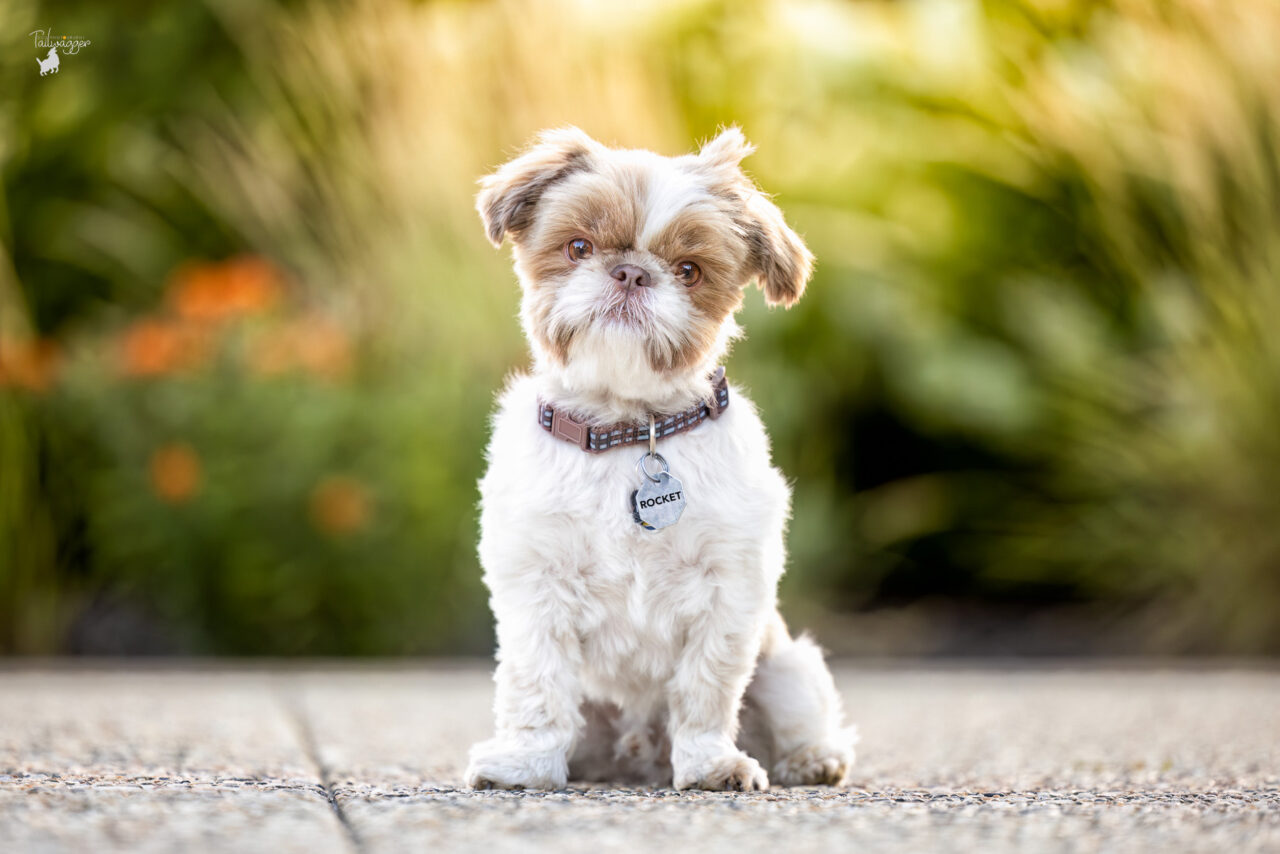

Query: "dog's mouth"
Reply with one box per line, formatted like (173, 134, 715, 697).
(596, 288, 653, 327)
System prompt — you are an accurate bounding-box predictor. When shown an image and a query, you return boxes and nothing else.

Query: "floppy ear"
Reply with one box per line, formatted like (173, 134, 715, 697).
(743, 190, 814, 308)
(476, 127, 596, 247)
(697, 127, 813, 306)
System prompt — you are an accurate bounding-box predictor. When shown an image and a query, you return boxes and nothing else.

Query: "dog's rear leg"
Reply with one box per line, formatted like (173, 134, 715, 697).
(742, 611, 857, 786)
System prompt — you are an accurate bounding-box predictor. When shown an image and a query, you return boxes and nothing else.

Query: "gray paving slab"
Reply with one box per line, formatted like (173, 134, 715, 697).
(0, 670, 350, 853)
(291, 665, 494, 788)
(834, 668, 1280, 791)
(292, 664, 1280, 853)
(1, 663, 1278, 853)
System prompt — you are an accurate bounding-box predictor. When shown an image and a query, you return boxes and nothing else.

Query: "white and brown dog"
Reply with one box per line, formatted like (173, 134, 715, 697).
(467, 127, 856, 791)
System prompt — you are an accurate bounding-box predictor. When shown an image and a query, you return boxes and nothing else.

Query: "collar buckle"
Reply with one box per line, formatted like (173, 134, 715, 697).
(550, 407, 590, 450)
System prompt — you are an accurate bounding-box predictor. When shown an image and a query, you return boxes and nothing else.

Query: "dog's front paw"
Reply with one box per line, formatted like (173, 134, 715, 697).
(674, 752, 769, 792)
(772, 736, 856, 787)
(465, 739, 568, 791)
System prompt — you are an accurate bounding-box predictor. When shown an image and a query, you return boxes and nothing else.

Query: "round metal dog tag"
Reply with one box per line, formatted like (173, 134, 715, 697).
(631, 453, 686, 531)
(632, 472, 686, 531)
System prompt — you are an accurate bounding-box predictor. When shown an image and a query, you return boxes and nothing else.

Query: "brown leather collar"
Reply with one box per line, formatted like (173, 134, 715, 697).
(538, 367, 729, 453)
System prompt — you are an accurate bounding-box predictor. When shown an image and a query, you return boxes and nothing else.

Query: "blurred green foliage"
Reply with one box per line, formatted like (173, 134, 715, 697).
(3, 0, 1279, 654)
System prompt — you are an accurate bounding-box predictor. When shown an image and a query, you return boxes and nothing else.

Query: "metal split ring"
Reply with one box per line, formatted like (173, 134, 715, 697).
(636, 452, 669, 483)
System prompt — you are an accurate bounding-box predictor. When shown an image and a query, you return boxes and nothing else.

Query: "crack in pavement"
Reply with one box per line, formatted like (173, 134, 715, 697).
(284, 698, 365, 854)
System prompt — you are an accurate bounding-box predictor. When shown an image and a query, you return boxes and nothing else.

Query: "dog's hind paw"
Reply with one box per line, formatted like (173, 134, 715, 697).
(772, 736, 856, 787)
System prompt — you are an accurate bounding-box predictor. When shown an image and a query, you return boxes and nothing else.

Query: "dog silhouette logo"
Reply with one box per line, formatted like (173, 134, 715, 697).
(30, 29, 91, 76)
(38, 46, 59, 75)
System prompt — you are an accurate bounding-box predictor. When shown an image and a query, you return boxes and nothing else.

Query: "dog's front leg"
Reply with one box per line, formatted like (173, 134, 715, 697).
(466, 611, 582, 790)
(667, 617, 769, 791)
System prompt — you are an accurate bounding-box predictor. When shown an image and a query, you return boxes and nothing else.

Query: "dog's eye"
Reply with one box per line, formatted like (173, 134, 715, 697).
(564, 238, 594, 263)
(674, 261, 702, 287)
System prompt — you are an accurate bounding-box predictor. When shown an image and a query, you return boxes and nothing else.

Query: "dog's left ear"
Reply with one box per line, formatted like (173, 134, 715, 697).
(695, 128, 814, 308)
(477, 127, 597, 247)
(741, 191, 814, 308)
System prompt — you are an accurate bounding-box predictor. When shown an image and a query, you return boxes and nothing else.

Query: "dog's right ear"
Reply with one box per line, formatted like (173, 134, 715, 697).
(477, 127, 597, 247)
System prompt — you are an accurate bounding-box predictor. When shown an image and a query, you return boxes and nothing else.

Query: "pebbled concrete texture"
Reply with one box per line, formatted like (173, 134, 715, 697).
(1, 663, 1278, 853)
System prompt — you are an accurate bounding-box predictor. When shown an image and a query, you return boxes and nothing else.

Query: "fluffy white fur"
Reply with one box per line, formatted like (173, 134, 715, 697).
(466, 128, 857, 791)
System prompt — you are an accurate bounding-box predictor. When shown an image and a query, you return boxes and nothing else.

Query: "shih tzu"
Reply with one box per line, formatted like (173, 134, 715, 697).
(466, 127, 856, 791)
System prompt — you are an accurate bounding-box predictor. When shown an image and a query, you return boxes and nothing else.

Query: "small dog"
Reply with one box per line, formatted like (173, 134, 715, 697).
(38, 47, 59, 76)
(466, 127, 856, 791)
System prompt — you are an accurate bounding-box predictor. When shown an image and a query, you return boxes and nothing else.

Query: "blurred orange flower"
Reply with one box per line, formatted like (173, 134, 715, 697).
(149, 443, 202, 503)
(119, 319, 209, 377)
(0, 337, 60, 391)
(294, 316, 352, 380)
(169, 255, 282, 322)
(249, 315, 352, 380)
(309, 475, 372, 536)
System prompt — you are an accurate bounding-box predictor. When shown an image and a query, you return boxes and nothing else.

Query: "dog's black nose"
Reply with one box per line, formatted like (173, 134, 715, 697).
(610, 263, 651, 290)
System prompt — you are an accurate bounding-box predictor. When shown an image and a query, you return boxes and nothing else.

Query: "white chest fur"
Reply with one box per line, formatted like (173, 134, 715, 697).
(477, 373, 792, 702)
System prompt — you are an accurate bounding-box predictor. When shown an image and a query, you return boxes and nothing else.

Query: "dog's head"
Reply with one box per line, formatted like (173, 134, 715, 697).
(478, 127, 813, 388)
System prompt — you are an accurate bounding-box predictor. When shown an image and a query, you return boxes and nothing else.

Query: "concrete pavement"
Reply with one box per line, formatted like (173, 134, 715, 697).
(1, 663, 1277, 852)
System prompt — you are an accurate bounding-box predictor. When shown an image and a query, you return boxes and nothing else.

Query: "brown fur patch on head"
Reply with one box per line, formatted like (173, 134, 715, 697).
(634, 210, 747, 374)
(523, 169, 645, 268)
(476, 127, 598, 247)
(647, 212, 747, 314)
